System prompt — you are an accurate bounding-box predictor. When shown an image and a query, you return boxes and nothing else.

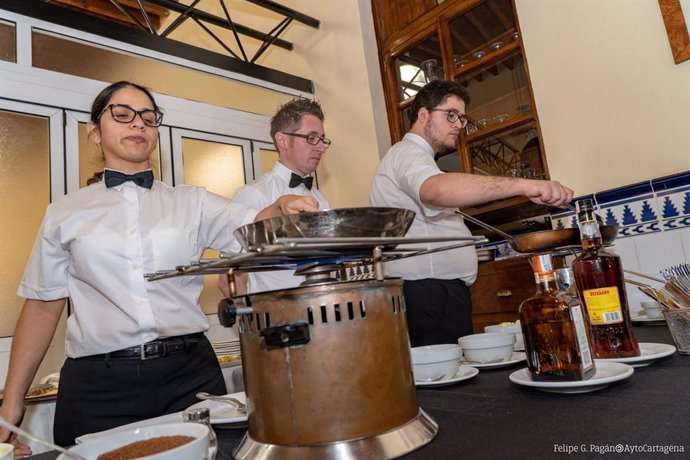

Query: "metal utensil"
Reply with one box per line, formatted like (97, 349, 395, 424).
(456, 210, 618, 253)
(195, 392, 247, 413)
(234, 207, 416, 251)
(0, 417, 88, 460)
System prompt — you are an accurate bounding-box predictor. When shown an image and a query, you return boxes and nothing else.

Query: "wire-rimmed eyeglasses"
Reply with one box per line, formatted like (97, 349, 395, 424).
(100, 104, 164, 127)
(428, 108, 468, 128)
(283, 132, 332, 148)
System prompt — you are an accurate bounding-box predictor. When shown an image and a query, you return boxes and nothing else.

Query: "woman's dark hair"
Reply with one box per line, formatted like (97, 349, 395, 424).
(409, 80, 471, 125)
(89, 81, 160, 123)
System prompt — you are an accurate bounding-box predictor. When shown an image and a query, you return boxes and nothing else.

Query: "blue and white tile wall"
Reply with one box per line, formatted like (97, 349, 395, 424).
(550, 170, 690, 315)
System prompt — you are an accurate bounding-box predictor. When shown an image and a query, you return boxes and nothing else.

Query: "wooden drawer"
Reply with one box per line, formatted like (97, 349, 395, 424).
(470, 258, 534, 332)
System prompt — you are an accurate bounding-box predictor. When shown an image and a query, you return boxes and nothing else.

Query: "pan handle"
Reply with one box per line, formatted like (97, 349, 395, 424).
(455, 210, 514, 240)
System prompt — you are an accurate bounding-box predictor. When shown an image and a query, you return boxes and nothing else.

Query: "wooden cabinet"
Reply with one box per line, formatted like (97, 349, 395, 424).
(372, 0, 550, 217)
(470, 257, 534, 332)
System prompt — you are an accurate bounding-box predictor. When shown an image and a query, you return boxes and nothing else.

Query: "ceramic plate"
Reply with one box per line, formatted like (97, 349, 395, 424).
(631, 314, 667, 326)
(459, 352, 526, 369)
(186, 392, 247, 425)
(415, 365, 479, 387)
(509, 361, 634, 394)
(597, 343, 676, 367)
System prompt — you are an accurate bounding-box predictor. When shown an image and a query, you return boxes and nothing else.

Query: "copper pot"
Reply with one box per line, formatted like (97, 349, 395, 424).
(234, 279, 436, 459)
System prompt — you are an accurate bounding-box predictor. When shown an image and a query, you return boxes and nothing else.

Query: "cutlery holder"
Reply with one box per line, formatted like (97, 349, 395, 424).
(663, 308, 690, 355)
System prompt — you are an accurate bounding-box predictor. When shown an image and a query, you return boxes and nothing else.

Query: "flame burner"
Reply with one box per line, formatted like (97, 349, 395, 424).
(144, 208, 487, 460)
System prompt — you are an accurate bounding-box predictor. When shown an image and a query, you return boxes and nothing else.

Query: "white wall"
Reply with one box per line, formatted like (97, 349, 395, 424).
(515, 0, 690, 195)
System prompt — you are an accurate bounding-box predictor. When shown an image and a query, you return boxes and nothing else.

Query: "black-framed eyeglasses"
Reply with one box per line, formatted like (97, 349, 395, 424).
(283, 132, 332, 148)
(100, 104, 164, 127)
(428, 108, 468, 128)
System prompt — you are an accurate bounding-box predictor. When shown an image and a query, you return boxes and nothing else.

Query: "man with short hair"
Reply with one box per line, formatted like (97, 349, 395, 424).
(370, 80, 574, 346)
(223, 98, 331, 294)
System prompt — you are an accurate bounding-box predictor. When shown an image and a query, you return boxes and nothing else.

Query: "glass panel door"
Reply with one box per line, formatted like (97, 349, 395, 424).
(0, 101, 63, 337)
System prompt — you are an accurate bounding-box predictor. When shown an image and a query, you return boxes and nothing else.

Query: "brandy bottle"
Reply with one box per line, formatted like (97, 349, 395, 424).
(571, 199, 640, 358)
(519, 253, 596, 381)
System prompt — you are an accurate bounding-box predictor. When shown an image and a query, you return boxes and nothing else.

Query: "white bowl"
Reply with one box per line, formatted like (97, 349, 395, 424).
(58, 423, 209, 460)
(640, 300, 663, 319)
(410, 344, 462, 381)
(459, 332, 515, 364)
(484, 323, 524, 350)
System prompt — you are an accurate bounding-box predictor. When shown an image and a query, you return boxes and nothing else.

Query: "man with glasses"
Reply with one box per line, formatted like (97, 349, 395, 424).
(370, 80, 574, 347)
(221, 98, 331, 295)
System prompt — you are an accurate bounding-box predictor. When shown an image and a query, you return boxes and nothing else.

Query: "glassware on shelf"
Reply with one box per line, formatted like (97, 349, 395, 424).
(472, 50, 486, 60)
(511, 31, 519, 41)
(420, 59, 442, 82)
(493, 113, 509, 123)
(490, 41, 504, 50)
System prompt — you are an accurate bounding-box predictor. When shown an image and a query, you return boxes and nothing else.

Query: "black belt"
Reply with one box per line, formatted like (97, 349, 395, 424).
(80, 332, 205, 361)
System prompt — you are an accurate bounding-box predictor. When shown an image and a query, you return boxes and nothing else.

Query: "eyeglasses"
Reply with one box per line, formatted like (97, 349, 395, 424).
(100, 104, 163, 127)
(283, 132, 332, 148)
(428, 108, 468, 128)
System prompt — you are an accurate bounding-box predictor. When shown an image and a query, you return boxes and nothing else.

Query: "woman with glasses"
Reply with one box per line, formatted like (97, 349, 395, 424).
(370, 80, 574, 348)
(0, 81, 317, 453)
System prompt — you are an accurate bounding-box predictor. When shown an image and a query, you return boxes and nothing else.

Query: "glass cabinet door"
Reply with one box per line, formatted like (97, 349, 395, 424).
(395, 32, 444, 103)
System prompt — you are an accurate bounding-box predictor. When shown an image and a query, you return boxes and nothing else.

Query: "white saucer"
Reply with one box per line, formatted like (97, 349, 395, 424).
(631, 314, 666, 326)
(186, 392, 248, 424)
(415, 365, 479, 387)
(509, 361, 634, 394)
(597, 342, 676, 367)
(459, 352, 526, 369)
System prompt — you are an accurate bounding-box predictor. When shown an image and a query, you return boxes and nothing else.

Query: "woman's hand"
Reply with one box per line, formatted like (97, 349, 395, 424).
(255, 195, 319, 221)
(0, 402, 32, 458)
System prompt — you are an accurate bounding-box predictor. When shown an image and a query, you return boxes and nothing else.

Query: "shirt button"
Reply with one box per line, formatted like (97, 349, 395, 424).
(129, 228, 136, 234)
(132, 263, 140, 269)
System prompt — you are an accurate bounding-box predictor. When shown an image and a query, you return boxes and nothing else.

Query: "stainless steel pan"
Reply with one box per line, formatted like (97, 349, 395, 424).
(457, 210, 618, 253)
(234, 207, 416, 251)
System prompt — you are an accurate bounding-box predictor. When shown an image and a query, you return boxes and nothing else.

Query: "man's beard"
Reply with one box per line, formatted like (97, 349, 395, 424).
(424, 124, 457, 154)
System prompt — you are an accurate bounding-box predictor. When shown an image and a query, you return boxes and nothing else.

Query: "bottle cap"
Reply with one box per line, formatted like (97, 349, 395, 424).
(183, 407, 211, 422)
(530, 254, 554, 275)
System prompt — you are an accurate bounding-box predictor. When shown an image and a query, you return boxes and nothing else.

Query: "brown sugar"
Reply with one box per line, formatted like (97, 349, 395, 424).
(97, 435, 195, 460)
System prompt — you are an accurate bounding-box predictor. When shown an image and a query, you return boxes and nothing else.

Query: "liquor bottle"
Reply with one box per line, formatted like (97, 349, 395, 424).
(571, 199, 640, 358)
(519, 253, 596, 381)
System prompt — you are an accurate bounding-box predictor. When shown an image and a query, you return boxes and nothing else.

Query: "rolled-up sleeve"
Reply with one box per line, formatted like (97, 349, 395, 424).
(18, 209, 70, 300)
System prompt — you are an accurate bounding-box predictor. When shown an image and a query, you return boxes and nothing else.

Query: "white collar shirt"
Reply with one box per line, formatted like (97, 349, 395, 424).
(369, 133, 478, 284)
(18, 179, 257, 357)
(232, 161, 330, 293)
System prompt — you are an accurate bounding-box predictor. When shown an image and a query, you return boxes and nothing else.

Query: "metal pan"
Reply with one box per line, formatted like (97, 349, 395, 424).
(234, 207, 416, 251)
(457, 210, 618, 253)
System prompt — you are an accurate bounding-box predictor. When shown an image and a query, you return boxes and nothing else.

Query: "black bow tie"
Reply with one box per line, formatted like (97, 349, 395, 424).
(289, 173, 314, 190)
(104, 169, 154, 189)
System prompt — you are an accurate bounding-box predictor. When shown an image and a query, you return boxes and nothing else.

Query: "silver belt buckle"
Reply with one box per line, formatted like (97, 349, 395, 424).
(140, 342, 151, 360)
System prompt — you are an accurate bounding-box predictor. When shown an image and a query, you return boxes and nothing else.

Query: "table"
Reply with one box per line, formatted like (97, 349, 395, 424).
(28, 326, 687, 459)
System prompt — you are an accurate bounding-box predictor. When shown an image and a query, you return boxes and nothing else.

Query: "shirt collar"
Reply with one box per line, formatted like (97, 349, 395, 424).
(403, 133, 435, 158)
(274, 161, 306, 183)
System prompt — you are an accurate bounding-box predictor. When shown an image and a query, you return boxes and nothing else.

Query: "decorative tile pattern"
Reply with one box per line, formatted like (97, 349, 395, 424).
(549, 171, 690, 238)
(651, 171, 690, 231)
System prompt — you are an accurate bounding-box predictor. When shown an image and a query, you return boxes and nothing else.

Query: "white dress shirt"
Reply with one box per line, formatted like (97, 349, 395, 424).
(369, 133, 478, 284)
(18, 180, 257, 357)
(233, 161, 330, 293)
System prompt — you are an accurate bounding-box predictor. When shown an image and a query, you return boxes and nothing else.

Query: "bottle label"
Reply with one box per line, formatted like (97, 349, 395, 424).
(581, 286, 623, 325)
(578, 220, 598, 238)
(571, 305, 594, 369)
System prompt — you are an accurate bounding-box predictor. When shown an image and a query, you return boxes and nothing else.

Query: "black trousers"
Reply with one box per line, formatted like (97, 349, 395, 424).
(53, 335, 226, 446)
(403, 278, 473, 347)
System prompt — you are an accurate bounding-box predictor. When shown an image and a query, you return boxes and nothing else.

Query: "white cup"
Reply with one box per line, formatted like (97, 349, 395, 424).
(641, 300, 663, 319)
(0, 443, 14, 460)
